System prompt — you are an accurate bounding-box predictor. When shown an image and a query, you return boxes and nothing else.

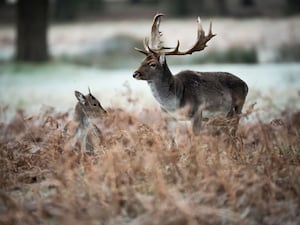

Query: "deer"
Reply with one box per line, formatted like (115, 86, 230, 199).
(133, 14, 248, 136)
(65, 89, 107, 153)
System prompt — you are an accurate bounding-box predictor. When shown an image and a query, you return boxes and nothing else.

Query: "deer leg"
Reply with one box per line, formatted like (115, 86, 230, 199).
(227, 101, 245, 136)
(227, 107, 235, 118)
(87, 125, 102, 154)
(85, 133, 95, 154)
(229, 95, 246, 116)
(234, 102, 244, 115)
(165, 117, 178, 147)
(192, 110, 202, 135)
(69, 126, 82, 150)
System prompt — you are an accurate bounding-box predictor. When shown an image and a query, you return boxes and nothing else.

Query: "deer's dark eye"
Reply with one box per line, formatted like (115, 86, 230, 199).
(93, 103, 97, 106)
(149, 63, 156, 68)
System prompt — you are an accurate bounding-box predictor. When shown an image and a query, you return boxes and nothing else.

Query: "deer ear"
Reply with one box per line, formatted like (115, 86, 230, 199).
(75, 91, 86, 105)
(159, 54, 166, 65)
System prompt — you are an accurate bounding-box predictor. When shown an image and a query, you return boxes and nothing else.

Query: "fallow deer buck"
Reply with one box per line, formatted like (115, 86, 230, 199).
(133, 14, 248, 135)
(66, 89, 107, 153)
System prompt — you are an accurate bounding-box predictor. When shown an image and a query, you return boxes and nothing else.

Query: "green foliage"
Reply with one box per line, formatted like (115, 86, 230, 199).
(164, 0, 189, 17)
(54, 0, 81, 21)
(276, 42, 300, 62)
(56, 34, 258, 69)
(59, 34, 141, 69)
(83, 0, 104, 12)
(53, 0, 104, 21)
(286, 0, 300, 15)
(195, 47, 258, 64)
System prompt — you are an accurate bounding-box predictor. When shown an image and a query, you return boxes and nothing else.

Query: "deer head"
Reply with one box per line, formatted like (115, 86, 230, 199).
(74, 89, 106, 127)
(133, 14, 216, 81)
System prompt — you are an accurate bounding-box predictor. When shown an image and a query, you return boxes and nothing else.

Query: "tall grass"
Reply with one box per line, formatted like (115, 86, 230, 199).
(0, 99, 299, 225)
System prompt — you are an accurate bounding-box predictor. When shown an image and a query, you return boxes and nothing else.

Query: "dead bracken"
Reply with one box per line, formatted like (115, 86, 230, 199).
(0, 101, 299, 225)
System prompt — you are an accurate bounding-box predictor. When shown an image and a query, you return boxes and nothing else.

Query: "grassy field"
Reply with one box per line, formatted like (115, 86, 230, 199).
(1, 96, 300, 225)
(1, 15, 300, 225)
(1, 62, 299, 117)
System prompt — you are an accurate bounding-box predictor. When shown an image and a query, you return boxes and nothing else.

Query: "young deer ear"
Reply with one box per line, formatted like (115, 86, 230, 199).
(159, 54, 166, 65)
(75, 91, 86, 105)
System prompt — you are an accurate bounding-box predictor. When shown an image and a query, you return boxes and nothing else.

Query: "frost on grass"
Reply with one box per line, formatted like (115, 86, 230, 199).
(0, 100, 300, 225)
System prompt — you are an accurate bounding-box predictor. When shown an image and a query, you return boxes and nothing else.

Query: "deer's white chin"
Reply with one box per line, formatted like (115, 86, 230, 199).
(135, 76, 148, 81)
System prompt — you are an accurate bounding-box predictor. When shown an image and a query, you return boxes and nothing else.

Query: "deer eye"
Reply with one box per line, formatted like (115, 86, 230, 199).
(149, 63, 156, 68)
(93, 103, 97, 106)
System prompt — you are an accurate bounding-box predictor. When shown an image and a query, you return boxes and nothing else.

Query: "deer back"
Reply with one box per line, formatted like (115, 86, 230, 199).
(174, 71, 247, 115)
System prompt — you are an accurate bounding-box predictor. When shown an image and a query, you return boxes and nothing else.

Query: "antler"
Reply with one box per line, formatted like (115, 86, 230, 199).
(136, 14, 216, 56)
(149, 13, 164, 51)
(135, 13, 165, 55)
(164, 17, 216, 56)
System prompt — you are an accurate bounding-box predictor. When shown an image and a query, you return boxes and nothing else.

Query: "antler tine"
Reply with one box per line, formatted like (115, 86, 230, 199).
(165, 17, 216, 56)
(187, 17, 216, 54)
(149, 13, 164, 51)
(143, 38, 149, 51)
(135, 13, 165, 55)
(145, 37, 160, 55)
(197, 17, 204, 39)
(134, 13, 164, 55)
(208, 21, 213, 36)
(133, 38, 150, 55)
(162, 40, 180, 55)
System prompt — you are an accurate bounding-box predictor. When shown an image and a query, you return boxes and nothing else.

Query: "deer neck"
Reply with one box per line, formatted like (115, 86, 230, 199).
(147, 65, 183, 112)
(74, 105, 89, 128)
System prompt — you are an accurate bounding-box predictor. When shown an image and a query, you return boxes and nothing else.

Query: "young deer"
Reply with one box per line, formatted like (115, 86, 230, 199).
(71, 89, 107, 153)
(133, 14, 248, 135)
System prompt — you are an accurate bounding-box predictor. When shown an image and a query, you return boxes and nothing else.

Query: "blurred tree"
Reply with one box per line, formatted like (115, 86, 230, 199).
(129, 0, 141, 4)
(54, 0, 104, 21)
(166, 0, 189, 17)
(286, 0, 300, 15)
(84, 0, 104, 13)
(16, 0, 49, 62)
(54, 0, 80, 21)
(217, 0, 228, 16)
(242, 0, 255, 7)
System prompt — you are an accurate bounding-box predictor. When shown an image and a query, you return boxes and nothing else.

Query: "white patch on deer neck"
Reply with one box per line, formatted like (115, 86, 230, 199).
(148, 80, 179, 112)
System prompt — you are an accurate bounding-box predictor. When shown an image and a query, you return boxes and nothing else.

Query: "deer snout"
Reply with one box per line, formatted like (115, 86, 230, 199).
(133, 71, 141, 79)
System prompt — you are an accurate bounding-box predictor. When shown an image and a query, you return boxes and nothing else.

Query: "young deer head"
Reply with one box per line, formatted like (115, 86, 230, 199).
(133, 14, 248, 135)
(74, 89, 107, 128)
(73, 89, 107, 153)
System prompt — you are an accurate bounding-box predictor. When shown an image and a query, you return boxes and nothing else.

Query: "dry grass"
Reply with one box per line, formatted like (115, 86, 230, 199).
(0, 101, 300, 225)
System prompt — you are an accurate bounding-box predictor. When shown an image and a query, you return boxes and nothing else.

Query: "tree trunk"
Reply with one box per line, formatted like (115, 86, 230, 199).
(16, 0, 49, 62)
